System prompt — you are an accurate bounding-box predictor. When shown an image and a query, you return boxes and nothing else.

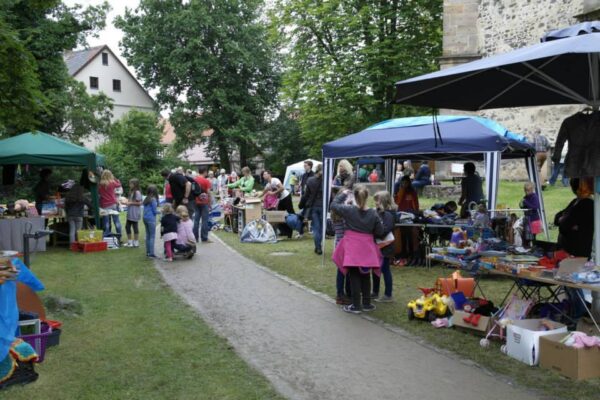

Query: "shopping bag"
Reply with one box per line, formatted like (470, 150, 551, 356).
(529, 219, 542, 235)
(376, 231, 395, 249)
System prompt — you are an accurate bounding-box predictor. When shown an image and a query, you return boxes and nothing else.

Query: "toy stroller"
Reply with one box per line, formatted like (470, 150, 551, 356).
(208, 202, 223, 231)
(480, 295, 533, 348)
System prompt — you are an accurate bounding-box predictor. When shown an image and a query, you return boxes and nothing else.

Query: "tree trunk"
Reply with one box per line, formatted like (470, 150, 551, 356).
(215, 131, 231, 171)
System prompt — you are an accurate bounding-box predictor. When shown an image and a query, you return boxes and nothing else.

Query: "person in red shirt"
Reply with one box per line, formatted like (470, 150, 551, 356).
(193, 166, 213, 243)
(368, 169, 379, 183)
(99, 169, 122, 239)
(394, 176, 421, 266)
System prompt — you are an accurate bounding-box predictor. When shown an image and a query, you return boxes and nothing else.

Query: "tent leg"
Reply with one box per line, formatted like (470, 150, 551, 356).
(91, 183, 100, 228)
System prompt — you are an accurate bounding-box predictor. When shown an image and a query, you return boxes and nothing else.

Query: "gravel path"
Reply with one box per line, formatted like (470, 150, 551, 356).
(155, 235, 542, 400)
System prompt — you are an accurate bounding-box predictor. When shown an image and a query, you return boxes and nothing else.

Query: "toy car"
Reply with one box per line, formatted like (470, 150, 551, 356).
(407, 288, 450, 322)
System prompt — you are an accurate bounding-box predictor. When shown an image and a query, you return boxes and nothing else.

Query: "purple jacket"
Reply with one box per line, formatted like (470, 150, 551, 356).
(522, 193, 540, 222)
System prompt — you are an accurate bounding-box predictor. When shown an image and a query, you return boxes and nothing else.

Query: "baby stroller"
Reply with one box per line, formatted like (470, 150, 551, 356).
(480, 295, 534, 348)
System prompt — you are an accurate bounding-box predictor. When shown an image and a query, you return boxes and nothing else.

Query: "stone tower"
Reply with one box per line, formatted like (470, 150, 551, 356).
(438, 0, 600, 179)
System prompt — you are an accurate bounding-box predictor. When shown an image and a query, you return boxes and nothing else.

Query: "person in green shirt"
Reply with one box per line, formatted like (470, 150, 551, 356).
(358, 165, 368, 182)
(289, 172, 299, 195)
(227, 166, 255, 194)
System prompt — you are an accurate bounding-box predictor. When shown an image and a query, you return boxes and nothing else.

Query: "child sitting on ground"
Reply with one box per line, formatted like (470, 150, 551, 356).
(160, 204, 179, 262)
(175, 205, 196, 258)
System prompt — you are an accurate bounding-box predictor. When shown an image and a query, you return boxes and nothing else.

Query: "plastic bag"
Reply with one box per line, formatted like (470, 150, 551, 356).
(240, 219, 277, 244)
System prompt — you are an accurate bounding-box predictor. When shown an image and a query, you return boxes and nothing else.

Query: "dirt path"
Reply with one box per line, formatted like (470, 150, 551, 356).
(155, 236, 542, 400)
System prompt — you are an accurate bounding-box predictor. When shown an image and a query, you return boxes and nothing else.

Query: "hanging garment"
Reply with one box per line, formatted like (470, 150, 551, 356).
(553, 112, 600, 177)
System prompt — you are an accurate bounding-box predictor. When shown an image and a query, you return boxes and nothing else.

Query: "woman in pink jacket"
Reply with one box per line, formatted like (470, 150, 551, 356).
(331, 185, 384, 314)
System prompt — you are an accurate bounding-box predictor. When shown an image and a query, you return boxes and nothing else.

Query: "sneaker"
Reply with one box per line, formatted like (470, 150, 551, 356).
(165, 257, 173, 262)
(123, 242, 133, 248)
(370, 292, 378, 299)
(362, 304, 376, 312)
(374, 295, 393, 303)
(202, 239, 214, 244)
(147, 254, 157, 259)
(294, 233, 303, 239)
(315, 248, 323, 255)
(133, 241, 140, 248)
(342, 304, 361, 314)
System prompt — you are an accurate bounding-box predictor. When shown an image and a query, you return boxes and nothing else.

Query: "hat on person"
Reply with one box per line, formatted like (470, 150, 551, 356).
(220, 169, 226, 174)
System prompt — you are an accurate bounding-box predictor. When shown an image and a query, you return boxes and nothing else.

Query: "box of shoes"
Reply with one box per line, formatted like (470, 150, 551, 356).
(452, 310, 492, 334)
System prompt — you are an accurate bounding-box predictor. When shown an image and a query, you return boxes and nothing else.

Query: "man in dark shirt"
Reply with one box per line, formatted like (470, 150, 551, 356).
(161, 169, 191, 208)
(299, 164, 323, 254)
(299, 160, 314, 195)
(458, 162, 484, 218)
(411, 161, 431, 189)
(298, 160, 315, 235)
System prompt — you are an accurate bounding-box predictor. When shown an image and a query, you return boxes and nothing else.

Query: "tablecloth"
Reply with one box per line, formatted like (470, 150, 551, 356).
(0, 218, 46, 252)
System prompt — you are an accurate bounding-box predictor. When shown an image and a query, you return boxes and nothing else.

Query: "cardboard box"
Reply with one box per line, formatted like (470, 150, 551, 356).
(577, 317, 600, 336)
(540, 333, 600, 380)
(264, 210, 287, 223)
(506, 319, 567, 365)
(452, 310, 492, 335)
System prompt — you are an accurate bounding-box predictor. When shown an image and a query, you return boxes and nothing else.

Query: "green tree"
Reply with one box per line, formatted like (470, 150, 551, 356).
(97, 110, 166, 189)
(271, 0, 443, 156)
(115, 0, 279, 170)
(55, 79, 113, 144)
(0, 0, 112, 139)
(259, 111, 308, 176)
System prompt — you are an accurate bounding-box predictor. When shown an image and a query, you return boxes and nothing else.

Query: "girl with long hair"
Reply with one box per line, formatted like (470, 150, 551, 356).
(372, 191, 396, 302)
(143, 185, 159, 258)
(98, 169, 123, 239)
(395, 176, 421, 266)
(124, 179, 142, 247)
(331, 185, 384, 314)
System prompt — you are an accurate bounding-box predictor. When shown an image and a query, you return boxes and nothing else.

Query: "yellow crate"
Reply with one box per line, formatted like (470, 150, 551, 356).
(77, 229, 103, 243)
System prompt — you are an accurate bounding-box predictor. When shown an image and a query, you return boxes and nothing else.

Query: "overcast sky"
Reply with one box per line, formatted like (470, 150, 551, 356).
(64, 0, 139, 73)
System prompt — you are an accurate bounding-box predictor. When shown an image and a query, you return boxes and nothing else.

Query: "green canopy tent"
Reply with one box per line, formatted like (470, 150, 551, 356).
(0, 131, 105, 226)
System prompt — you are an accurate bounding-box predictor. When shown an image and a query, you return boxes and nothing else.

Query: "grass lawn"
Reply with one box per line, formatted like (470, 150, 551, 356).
(6, 234, 282, 399)
(216, 181, 600, 400)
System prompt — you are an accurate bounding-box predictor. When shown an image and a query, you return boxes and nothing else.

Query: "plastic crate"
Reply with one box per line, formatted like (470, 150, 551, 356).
(71, 241, 108, 253)
(19, 324, 52, 363)
(45, 328, 61, 347)
(77, 229, 103, 243)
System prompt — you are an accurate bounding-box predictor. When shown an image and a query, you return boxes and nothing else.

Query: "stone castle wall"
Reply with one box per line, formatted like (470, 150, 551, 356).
(477, 0, 583, 148)
(439, 0, 595, 180)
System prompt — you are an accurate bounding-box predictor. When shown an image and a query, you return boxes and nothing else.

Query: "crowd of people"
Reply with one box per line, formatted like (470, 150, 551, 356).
(33, 153, 594, 316)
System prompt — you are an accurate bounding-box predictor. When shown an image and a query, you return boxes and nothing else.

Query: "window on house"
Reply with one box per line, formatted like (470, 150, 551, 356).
(89, 76, 99, 89)
(102, 52, 109, 65)
(113, 79, 121, 92)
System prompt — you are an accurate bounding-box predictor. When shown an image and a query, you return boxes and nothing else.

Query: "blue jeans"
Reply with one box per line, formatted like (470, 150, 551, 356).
(311, 207, 323, 251)
(193, 203, 209, 242)
(372, 257, 393, 297)
(336, 270, 351, 297)
(549, 162, 568, 186)
(102, 205, 122, 238)
(144, 218, 156, 256)
(411, 179, 429, 189)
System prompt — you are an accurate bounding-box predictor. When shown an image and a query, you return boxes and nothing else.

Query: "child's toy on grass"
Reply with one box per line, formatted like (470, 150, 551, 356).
(407, 287, 450, 322)
(450, 227, 467, 248)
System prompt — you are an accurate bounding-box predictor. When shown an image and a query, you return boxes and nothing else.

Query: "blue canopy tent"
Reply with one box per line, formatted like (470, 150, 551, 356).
(321, 116, 544, 251)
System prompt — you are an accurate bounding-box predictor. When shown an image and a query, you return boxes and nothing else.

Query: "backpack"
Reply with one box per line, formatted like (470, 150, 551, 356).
(186, 176, 205, 198)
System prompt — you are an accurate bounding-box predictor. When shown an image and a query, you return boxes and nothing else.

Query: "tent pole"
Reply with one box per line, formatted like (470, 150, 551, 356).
(91, 182, 100, 229)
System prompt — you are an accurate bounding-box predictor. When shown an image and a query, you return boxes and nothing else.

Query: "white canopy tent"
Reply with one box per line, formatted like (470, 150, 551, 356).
(283, 159, 322, 191)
